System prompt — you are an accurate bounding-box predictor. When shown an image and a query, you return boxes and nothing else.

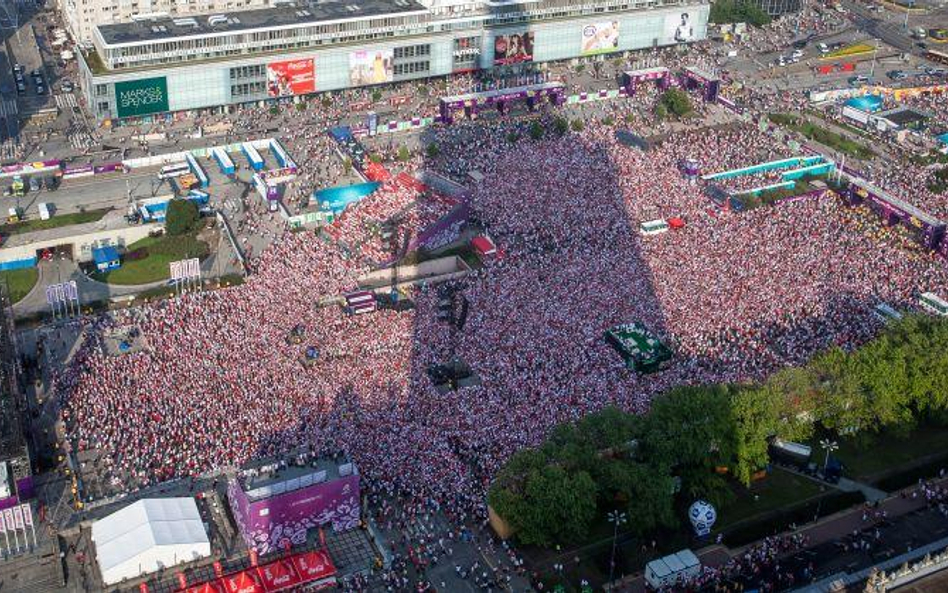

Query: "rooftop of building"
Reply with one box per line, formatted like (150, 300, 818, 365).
(96, 0, 429, 46)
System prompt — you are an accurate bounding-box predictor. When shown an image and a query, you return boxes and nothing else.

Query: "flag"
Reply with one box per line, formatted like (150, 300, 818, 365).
(213, 561, 223, 577)
(170, 261, 181, 282)
(20, 504, 32, 527)
(66, 281, 79, 300)
(4, 508, 15, 532)
(176, 572, 187, 589)
(0, 510, 6, 534)
(45, 285, 57, 305)
(13, 505, 24, 530)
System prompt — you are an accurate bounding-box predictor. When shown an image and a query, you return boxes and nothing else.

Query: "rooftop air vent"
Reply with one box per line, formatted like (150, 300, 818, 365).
(172, 17, 198, 27)
(207, 14, 229, 26)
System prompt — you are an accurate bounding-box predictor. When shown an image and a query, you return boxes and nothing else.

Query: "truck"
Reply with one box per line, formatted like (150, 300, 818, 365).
(11, 176, 25, 197)
(38, 203, 52, 220)
(645, 550, 701, 590)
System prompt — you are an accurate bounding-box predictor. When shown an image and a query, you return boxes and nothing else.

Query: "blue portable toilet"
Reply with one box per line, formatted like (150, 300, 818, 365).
(92, 246, 121, 272)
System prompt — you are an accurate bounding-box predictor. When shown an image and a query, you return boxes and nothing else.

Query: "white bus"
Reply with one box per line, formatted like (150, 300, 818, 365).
(157, 162, 190, 179)
(919, 292, 948, 316)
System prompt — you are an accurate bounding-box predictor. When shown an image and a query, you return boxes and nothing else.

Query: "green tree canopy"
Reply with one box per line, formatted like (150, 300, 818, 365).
(165, 199, 200, 236)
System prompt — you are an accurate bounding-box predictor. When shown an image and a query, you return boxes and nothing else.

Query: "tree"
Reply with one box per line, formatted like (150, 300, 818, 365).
(709, 0, 772, 27)
(553, 117, 569, 136)
(426, 143, 440, 159)
(660, 88, 693, 118)
(654, 103, 668, 121)
(397, 145, 411, 162)
(529, 121, 544, 140)
(730, 385, 782, 486)
(371, 89, 383, 102)
(571, 119, 585, 132)
(165, 199, 200, 236)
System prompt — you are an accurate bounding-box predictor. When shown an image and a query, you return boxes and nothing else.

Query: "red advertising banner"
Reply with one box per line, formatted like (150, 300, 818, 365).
(266, 59, 315, 97)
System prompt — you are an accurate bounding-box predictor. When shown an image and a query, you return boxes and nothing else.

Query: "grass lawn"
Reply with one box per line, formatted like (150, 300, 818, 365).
(93, 232, 209, 285)
(767, 113, 875, 160)
(0, 209, 111, 236)
(0, 268, 39, 304)
(716, 467, 825, 530)
(816, 426, 948, 483)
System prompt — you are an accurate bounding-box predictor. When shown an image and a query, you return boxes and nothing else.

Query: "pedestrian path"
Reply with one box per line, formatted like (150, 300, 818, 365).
(0, 98, 18, 118)
(55, 93, 78, 109)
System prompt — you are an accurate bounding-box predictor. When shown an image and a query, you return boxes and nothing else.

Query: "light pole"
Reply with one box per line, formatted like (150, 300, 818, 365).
(607, 510, 627, 586)
(820, 438, 839, 472)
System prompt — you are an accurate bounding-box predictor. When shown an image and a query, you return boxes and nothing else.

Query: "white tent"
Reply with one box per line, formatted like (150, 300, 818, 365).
(91, 497, 211, 586)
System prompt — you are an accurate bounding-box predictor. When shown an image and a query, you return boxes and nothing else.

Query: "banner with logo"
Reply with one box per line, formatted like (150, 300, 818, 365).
(494, 32, 534, 65)
(581, 21, 620, 56)
(666, 12, 696, 43)
(266, 58, 315, 97)
(115, 77, 169, 118)
(349, 49, 393, 86)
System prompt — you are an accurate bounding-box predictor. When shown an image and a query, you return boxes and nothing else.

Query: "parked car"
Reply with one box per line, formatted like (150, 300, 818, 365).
(791, 49, 805, 59)
(848, 75, 871, 85)
(61, 80, 74, 92)
(887, 70, 908, 80)
(36, 85, 45, 95)
(817, 42, 829, 54)
(28, 176, 41, 192)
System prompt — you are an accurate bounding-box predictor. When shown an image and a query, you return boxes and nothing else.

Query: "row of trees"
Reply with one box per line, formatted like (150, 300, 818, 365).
(709, 0, 772, 27)
(489, 315, 948, 547)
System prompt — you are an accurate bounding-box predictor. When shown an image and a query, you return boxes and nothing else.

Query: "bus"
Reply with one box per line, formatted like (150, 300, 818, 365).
(157, 162, 190, 179)
(919, 292, 948, 316)
(925, 49, 948, 65)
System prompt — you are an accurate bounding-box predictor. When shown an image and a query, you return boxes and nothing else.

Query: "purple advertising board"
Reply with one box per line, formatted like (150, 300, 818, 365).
(228, 474, 361, 554)
(16, 476, 35, 501)
(0, 495, 17, 511)
(63, 165, 94, 180)
(94, 162, 123, 175)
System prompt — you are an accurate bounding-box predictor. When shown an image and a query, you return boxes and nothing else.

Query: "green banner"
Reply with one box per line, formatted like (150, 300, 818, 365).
(115, 77, 169, 118)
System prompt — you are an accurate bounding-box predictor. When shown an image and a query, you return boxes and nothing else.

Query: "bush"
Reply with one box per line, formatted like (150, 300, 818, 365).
(371, 89, 383, 102)
(601, 115, 615, 126)
(553, 117, 569, 136)
(165, 199, 200, 236)
(368, 154, 383, 164)
(397, 145, 411, 162)
(426, 143, 440, 158)
(269, 106, 279, 116)
(321, 96, 332, 108)
(875, 452, 948, 492)
(570, 119, 585, 132)
(722, 490, 866, 546)
(296, 101, 307, 111)
(655, 104, 668, 121)
(507, 131, 520, 143)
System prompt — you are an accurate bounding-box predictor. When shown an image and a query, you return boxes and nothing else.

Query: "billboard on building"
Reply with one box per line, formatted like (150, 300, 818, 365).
(267, 58, 315, 97)
(581, 21, 620, 56)
(115, 77, 169, 118)
(666, 11, 697, 43)
(349, 49, 394, 86)
(494, 32, 534, 65)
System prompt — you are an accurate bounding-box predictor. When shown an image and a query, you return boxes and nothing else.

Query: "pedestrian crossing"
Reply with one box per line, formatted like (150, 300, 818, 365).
(55, 93, 78, 109)
(66, 120, 96, 152)
(0, 139, 21, 162)
(0, 99, 18, 118)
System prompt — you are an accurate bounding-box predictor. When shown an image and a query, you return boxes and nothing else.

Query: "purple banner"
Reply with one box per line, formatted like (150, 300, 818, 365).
(15, 476, 34, 501)
(63, 165, 94, 179)
(94, 162, 123, 174)
(228, 474, 360, 554)
(0, 496, 16, 511)
(404, 202, 471, 256)
(1, 160, 61, 176)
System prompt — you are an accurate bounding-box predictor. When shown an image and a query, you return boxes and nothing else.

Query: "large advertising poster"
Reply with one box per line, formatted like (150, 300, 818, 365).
(115, 77, 169, 118)
(494, 32, 534, 65)
(349, 49, 394, 86)
(267, 58, 315, 97)
(581, 21, 620, 56)
(665, 11, 696, 43)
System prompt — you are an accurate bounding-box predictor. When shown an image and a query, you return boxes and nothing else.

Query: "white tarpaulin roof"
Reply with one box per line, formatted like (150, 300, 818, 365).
(92, 497, 210, 586)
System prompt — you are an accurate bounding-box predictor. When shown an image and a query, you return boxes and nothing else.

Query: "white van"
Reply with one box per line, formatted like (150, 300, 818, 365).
(38, 203, 51, 220)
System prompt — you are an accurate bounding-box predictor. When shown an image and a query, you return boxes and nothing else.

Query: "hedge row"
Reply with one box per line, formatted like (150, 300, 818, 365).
(722, 490, 866, 547)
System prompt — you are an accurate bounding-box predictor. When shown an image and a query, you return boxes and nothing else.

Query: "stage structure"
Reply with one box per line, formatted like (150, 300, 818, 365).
(228, 456, 361, 555)
(439, 82, 566, 124)
(621, 67, 672, 97)
(679, 66, 720, 102)
(604, 322, 672, 373)
(841, 178, 946, 253)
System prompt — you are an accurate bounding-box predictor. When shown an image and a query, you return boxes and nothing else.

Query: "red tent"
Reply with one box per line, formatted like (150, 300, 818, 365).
(178, 582, 224, 593)
(292, 550, 336, 583)
(256, 559, 302, 592)
(220, 570, 265, 593)
(471, 236, 497, 256)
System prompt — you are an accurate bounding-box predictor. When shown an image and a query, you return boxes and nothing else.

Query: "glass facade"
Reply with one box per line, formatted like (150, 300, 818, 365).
(81, 3, 709, 120)
(754, 0, 801, 16)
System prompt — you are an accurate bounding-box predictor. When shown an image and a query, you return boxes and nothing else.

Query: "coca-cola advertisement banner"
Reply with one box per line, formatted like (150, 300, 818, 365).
(267, 58, 316, 98)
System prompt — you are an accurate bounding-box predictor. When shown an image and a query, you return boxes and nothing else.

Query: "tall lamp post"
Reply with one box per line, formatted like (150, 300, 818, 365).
(820, 438, 839, 472)
(607, 510, 627, 587)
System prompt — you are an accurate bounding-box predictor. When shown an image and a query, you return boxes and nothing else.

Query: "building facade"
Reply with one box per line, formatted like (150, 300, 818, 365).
(78, 0, 709, 122)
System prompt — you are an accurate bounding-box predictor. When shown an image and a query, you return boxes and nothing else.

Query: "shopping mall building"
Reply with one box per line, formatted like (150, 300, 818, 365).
(78, 0, 709, 122)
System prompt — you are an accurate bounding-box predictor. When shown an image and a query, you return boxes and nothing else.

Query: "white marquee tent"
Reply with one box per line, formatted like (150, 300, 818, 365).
(91, 497, 211, 586)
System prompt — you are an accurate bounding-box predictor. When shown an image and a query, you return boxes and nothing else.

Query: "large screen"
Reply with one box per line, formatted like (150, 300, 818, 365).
(349, 49, 394, 86)
(581, 21, 620, 56)
(494, 32, 534, 65)
(665, 12, 696, 43)
(115, 77, 169, 118)
(267, 58, 315, 97)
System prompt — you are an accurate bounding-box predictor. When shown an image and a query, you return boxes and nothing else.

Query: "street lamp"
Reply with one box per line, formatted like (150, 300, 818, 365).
(607, 510, 627, 586)
(820, 438, 839, 472)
